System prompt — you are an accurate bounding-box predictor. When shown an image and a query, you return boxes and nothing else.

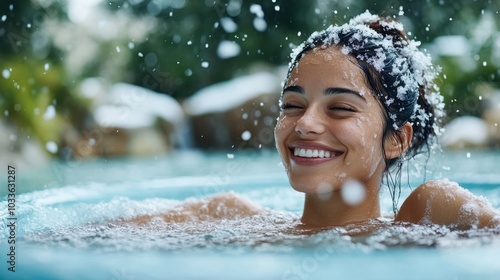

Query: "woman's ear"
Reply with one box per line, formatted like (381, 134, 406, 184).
(384, 122, 413, 160)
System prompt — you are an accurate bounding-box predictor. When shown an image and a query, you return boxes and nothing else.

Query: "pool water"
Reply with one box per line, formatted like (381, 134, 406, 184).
(1, 149, 500, 279)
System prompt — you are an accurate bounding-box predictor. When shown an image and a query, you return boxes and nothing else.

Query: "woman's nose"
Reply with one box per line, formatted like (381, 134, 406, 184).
(295, 107, 326, 136)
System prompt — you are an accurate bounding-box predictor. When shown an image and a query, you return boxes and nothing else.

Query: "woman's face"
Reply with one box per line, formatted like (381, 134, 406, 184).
(275, 47, 388, 195)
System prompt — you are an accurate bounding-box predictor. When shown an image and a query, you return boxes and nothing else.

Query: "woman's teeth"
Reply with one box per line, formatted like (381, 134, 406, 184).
(293, 148, 335, 158)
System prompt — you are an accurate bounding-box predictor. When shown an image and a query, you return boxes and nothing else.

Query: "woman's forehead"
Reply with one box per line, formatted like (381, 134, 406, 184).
(287, 47, 367, 88)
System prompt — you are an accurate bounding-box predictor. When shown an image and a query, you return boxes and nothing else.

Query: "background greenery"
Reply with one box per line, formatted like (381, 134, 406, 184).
(1, 0, 499, 157)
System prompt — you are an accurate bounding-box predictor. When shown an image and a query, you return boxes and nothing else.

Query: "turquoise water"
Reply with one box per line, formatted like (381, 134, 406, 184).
(1, 149, 500, 279)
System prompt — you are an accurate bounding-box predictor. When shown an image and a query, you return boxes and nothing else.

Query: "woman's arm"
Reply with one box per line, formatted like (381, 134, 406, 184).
(130, 192, 262, 224)
(395, 179, 500, 229)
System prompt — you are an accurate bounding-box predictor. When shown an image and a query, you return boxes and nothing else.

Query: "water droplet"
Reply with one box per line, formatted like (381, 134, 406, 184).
(253, 17, 267, 32)
(2, 69, 10, 79)
(341, 180, 366, 206)
(44, 63, 50, 71)
(116, 46, 120, 53)
(217, 40, 241, 59)
(201, 61, 209, 68)
(466, 152, 471, 158)
(274, 5, 280, 11)
(43, 105, 56, 120)
(187, 40, 192, 45)
(483, 61, 487, 67)
(138, 52, 143, 57)
(145, 53, 158, 67)
(220, 17, 238, 33)
(46, 141, 58, 154)
(128, 42, 135, 49)
(1, 15, 6, 22)
(241, 130, 251, 141)
(227, 153, 234, 159)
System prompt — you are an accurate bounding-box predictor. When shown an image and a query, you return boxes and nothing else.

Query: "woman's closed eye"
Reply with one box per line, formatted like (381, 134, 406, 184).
(330, 105, 357, 112)
(280, 103, 304, 110)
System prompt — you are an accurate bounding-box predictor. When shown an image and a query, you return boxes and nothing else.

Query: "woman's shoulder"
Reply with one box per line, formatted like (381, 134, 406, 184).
(395, 179, 500, 229)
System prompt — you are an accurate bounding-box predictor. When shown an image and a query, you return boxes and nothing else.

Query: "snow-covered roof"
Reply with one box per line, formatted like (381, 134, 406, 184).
(184, 72, 280, 116)
(93, 82, 184, 129)
(432, 35, 470, 57)
(440, 116, 488, 147)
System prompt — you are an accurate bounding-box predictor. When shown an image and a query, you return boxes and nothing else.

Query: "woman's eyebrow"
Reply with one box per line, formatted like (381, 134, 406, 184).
(282, 85, 366, 101)
(282, 85, 304, 95)
(324, 87, 366, 101)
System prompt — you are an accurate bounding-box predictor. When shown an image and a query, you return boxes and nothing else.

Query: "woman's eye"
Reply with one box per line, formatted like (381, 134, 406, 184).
(280, 103, 303, 110)
(330, 106, 356, 112)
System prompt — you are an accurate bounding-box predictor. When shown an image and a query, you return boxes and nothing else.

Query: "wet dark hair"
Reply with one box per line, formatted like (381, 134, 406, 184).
(283, 12, 445, 214)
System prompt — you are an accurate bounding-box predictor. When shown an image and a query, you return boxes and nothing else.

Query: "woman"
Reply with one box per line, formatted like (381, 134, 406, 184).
(274, 11, 499, 230)
(134, 12, 499, 230)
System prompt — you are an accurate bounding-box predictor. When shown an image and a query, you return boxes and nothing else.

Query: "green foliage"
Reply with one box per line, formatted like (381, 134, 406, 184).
(0, 57, 65, 146)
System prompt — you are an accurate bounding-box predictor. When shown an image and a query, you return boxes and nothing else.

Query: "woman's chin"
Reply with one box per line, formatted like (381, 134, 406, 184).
(289, 181, 339, 195)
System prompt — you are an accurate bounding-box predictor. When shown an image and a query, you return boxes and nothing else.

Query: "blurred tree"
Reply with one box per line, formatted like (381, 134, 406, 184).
(0, 0, 90, 155)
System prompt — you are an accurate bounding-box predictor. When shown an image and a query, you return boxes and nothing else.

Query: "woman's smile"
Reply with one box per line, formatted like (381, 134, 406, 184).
(289, 142, 344, 166)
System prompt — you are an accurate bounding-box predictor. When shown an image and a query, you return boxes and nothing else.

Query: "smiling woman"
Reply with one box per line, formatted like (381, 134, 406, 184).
(274, 11, 499, 229)
(133, 11, 500, 231)
(276, 46, 391, 226)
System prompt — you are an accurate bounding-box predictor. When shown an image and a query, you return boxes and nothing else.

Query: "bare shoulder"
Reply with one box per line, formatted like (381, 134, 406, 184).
(395, 179, 500, 229)
(130, 192, 263, 224)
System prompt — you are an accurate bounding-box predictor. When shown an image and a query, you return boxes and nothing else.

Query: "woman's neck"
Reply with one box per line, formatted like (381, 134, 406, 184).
(300, 187, 381, 228)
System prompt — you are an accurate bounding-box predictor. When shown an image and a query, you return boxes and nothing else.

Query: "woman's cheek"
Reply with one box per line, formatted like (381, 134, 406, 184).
(274, 115, 290, 160)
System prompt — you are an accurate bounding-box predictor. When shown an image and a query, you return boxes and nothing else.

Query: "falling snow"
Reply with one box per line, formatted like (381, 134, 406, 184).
(45, 141, 58, 154)
(217, 41, 241, 59)
(2, 69, 10, 79)
(241, 131, 251, 141)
